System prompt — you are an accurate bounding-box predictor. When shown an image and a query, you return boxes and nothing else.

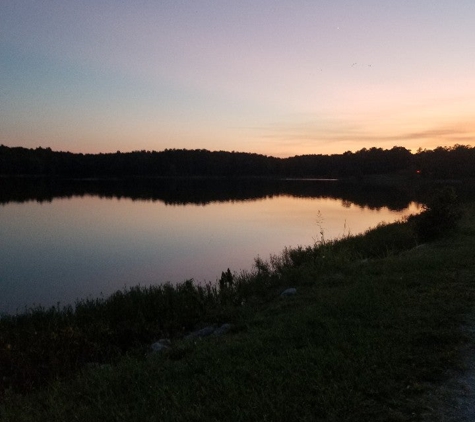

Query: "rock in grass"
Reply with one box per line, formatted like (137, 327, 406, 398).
(185, 326, 216, 340)
(151, 339, 171, 353)
(280, 288, 297, 297)
(213, 323, 232, 336)
(185, 324, 232, 339)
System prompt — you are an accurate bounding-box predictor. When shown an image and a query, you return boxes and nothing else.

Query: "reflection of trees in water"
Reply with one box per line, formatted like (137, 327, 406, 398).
(0, 177, 426, 211)
(341, 200, 352, 209)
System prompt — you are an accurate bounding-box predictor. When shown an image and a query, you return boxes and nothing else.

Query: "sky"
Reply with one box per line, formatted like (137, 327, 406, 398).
(1, 1, 474, 157)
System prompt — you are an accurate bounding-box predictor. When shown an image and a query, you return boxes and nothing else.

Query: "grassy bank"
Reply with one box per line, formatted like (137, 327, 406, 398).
(1, 196, 475, 420)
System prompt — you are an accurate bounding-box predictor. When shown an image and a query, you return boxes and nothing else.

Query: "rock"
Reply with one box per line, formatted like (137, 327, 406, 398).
(280, 288, 297, 297)
(185, 326, 216, 340)
(213, 323, 232, 336)
(151, 338, 171, 353)
(185, 324, 233, 339)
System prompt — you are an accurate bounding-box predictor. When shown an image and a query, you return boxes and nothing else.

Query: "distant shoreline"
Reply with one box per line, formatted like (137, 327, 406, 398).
(2, 144, 475, 180)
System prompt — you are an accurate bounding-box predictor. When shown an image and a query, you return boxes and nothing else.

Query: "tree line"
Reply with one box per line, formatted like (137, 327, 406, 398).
(1, 144, 474, 179)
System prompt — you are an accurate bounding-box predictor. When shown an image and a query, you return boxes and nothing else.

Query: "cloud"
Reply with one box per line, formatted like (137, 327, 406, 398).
(259, 117, 475, 156)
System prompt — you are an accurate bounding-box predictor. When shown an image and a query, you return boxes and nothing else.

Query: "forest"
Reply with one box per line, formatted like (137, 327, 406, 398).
(1, 144, 474, 179)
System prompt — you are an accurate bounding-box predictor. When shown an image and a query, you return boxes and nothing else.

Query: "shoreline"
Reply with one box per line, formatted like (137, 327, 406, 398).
(1, 197, 474, 420)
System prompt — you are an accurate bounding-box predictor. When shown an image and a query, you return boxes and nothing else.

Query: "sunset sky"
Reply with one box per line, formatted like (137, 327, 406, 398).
(1, 1, 474, 157)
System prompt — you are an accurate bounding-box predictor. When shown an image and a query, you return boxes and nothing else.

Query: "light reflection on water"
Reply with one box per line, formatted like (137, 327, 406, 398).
(0, 194, 421, 314)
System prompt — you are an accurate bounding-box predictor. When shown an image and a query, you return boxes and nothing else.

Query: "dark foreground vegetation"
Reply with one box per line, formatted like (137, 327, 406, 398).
(1, 188, 475, 421)
(2, 144, 475, 179)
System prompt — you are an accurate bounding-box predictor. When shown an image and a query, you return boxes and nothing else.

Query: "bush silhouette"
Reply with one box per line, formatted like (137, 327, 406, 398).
(413, 186, 461, 241)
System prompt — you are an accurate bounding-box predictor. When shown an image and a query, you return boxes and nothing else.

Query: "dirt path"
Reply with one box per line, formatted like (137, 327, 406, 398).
(424, 316, 475, 421)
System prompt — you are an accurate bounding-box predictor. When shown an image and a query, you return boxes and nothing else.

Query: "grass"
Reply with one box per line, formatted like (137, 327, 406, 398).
(1, 200, 475, 421)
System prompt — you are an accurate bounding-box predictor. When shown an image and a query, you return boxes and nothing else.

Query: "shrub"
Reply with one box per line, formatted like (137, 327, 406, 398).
(412, 186, 462, 241)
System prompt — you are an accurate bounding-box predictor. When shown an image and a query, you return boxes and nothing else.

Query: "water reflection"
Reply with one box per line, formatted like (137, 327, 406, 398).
(0, 177, 418, 210)
(0, 178, 421, 314)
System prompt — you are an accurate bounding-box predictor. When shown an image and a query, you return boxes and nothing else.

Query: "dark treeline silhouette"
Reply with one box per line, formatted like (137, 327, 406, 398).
(1, 144, 474, 179)
(0, 146, 279, 178)
(0, 177, 419, 211)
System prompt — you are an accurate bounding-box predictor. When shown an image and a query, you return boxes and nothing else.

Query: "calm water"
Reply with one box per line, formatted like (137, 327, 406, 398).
(0, 179, 421, 314)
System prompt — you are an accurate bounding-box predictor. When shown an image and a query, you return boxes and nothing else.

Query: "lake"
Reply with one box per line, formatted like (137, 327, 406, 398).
(0, 178, 421, 314)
